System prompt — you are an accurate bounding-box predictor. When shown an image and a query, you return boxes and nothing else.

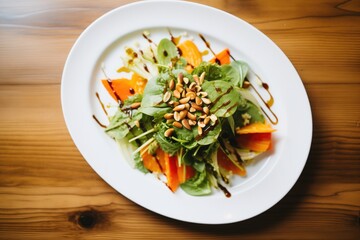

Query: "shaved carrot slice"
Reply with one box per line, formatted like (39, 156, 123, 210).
(177, 40, 203, 67)
(142, 151, 162, 173)
(164, 154, 180, 192)
(236, 122, 275, 134)
(210, 48, 231, 65)
(217, 148, 246, 176)
(236, 133, 272, 152)
(177, 163, 196, 184)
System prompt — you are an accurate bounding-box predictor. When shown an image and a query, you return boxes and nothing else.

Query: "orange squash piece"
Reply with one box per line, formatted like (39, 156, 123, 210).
(236, 122, 275, 134)
(141, 151, 162, 173)
(177, 40, 203, 67)
(164, 154, 180, 192)
(101, 72, 147, 102)
(235, 133, 272, 152)
(217, 148, 246, 176)
(210, 48, 231, 65)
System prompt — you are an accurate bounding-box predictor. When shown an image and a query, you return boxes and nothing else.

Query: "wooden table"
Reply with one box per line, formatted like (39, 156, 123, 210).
(1, 0, 359, 239)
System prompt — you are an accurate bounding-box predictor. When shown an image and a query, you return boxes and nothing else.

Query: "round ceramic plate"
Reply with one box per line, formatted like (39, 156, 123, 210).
(61, 0, 312, 224)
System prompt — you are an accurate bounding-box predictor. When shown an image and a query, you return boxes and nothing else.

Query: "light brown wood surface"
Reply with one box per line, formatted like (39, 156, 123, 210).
(0, 0, 359, 239)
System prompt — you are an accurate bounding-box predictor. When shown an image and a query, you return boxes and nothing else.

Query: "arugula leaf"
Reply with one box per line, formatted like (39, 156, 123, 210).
(124, 93, 143, 105)
(221, 64, 240, 86)
(201, 80, 240, 117)
(105, 110, 142, 140)
(231, 60, 249, 87)
(180, 170, 211, 196)
(196, 123, 222, 145)
(133, 152, 149, 173)
(232, 100, 265, 128)
(192, 62, 224, 81)
(157, 38, 179, 66)
(153, 124, 181, 155)
(138, 75, 171, 117)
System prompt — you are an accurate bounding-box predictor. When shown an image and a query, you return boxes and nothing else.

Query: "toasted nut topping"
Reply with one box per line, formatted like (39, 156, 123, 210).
(164, 113, 174, 120)
(173, 104, 186, 111)
(130, 102, 141, 109)
(169, 79, 175, 90)
(181, 90, 186, 98)
(179, 110, 188, 120)
(199, 72, 205, 84)
(178, 72, 184, 84)
(176, 84, 184, 94)
(204, 116, 210, 125)
(166, 119, 174, 124)
(195, 85, 202, 92)
(173, 101, 179, 107)
(174, 111, 180, 121)
(189, 82, 196, 90)
(179, 97, 190, 104)
(210, 114, 217, 123)
(134, 120, 140, 128)
(164, 128, 174, 137)
(195, 96, 202, 105)
(184, 103, 190, 110)
(187, 112, 197, 121)
(198, 125, 203, 135)
(188, 119, 197, 126)
(191, 102, 203, 111)
(182, 119, 191, 130)
(199, 115, 206, 119)
(193, 75, 200, 85)
(186, 91, 196, 100)
(173, 121, 183, 128)
(198, 121, 206, 128)
(243, 80, 250, 88)
(168, 100, 174, 105)
(163, 91, 171, 103)
(203, 106, 210, 114)
(173, 90, 181, 99)
(198, 91, 208, 97)
(189, 107, 196, 113)
(202, 98, 212, 105)
(183, 77, 189, 84)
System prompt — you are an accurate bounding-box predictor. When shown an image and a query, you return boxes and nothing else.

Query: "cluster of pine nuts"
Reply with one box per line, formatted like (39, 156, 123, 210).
(163, 72, 217, 138)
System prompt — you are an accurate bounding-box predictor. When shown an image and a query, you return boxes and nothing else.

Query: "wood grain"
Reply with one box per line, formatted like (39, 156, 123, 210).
(0, 0, 359, 239)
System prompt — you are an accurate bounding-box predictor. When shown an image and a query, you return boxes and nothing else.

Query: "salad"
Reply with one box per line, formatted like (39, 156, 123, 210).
(97, 30, 276, 197)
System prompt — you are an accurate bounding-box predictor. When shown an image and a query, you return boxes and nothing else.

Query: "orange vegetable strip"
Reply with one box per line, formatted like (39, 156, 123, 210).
(177, 40, 203, 67)
(235, 133, 272, 152)
(236, 122, 275, 134)
(209, 48, 231, 65)
(217, 148, 246, 176)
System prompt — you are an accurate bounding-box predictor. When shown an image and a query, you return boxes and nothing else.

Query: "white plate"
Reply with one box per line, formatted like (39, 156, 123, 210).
(61, 0, 312, 224)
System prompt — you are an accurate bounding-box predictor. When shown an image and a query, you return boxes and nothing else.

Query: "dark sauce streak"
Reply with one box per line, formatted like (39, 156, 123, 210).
(262, 82, 274, 107)
(229, 53, 236, 61)
(95, 92, 108, 116)
(142, 33, 153, 44)
(163, 50, 168, 57)
(144, 64, 150, 73)
(249, 83, 278, 124)
(195, 121, 218, 141)
(220, 173, 229, 184)
(218, 183, 231, 198)
(149, 47, 158, 63)
(106, 79, 123, 107)
(210, 86, 234, 107)
(129, 88, 135, 94)
(215, 87, 222, 93)
(155, 155, 164, 173)
(92, 115, 106, 128)
(212, 100, 231, 114)
(199, 33, 220, 63)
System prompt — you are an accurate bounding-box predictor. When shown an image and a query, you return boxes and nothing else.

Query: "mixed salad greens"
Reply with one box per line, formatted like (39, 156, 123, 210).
(99, 31, 275, 197)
